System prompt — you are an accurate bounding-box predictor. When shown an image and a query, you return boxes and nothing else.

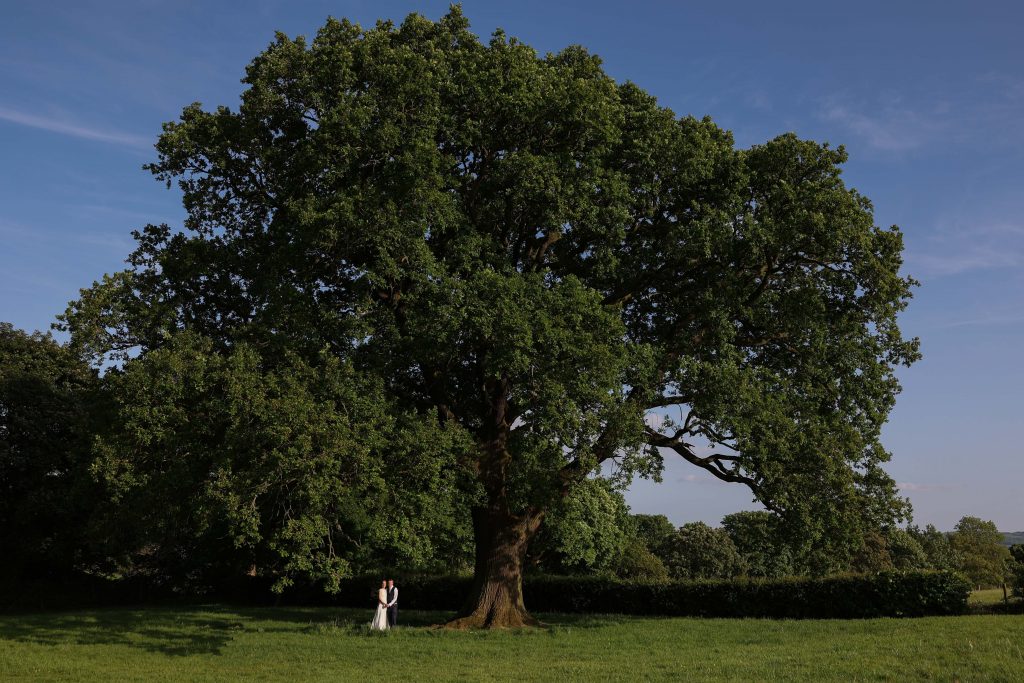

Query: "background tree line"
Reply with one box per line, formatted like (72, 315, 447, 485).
(2, 320, 1019, 596)
(531, 479, 1018, 591)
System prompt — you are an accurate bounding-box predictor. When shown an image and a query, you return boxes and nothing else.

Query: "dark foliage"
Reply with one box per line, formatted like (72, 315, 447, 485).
(612, 539, 671, 581)
(0, 324, 102, 581)
(1009, 544, 1024, 599)
(1, 567, 969, 619)
(234, 570, 971, 618)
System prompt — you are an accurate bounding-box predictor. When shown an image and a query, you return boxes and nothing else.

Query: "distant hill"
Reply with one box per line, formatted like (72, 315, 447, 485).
(1001, 531, 1024, 547)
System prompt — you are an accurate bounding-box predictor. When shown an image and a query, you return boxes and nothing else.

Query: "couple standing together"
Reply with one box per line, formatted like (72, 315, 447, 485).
(371, 578, 398, 630)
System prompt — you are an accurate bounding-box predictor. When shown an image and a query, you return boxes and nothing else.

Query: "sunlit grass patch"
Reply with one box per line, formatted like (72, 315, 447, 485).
(1, 606, 1022, 682)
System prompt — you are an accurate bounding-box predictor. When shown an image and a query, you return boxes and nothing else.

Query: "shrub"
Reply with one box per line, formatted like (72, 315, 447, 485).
(631, 514, 677, 558)
(886, 528, 929, 570)
(613, 540, 671, 582)
(279, 570, 968, 618)
(519, 571, 969, 618)
(950, 517, 1012, 587)
(662, 522, 746, 580)
(908, 523, 960, 571)
(3, 570, 969, 618)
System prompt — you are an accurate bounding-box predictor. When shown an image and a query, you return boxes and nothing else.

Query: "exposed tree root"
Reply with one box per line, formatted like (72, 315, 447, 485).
(443, 603, 543, 630)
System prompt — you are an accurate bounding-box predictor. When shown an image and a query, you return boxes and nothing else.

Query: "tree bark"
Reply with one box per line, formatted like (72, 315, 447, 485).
(445, 505, 545, 629)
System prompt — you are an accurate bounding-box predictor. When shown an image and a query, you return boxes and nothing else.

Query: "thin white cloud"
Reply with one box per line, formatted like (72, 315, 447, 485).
(820, 100, 943, 152)
(1, 216, 134, 253)
(897, 482, 956, 493)
(75, 232, 136, 253)
(909, 247, 1022, 277)
(934, 311, 1024, 330)
(677, 472, 729, 487)
(0, 218, 33, 239)
(745, 89, 772, 112)
(77, 204, 178, 224)
(644, 413, 664, 429)
(907, 221, 1024, 278)
(0, 106, 150, 149)
(820, 72, 1024, 155)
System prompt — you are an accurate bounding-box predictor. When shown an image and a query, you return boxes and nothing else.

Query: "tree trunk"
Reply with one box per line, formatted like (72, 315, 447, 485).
(445, 506, 544, 629)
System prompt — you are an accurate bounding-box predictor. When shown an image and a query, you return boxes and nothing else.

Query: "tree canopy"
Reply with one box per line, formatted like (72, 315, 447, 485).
(60, 7, 919, 627)
(528, 478, 631, 574)
(88, 332, 472, 592)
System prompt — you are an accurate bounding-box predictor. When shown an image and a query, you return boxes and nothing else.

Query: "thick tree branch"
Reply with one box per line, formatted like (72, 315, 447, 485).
(645, 394, 691, 409)
(644, 427, 782, 514)
(744, 258, 776, 306)
(525, 229, 562, 272)
(733, 328, 791, 348)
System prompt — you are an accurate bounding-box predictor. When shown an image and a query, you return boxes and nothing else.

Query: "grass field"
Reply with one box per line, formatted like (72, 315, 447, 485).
(968, 588, 1018, 606)
(1, 606, 1022, 682)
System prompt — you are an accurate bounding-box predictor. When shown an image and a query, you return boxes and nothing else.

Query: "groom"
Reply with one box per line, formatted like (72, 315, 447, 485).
(386, 578, 398, 627)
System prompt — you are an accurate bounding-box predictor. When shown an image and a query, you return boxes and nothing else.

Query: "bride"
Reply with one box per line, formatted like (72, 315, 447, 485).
(370, 579, 389, 630)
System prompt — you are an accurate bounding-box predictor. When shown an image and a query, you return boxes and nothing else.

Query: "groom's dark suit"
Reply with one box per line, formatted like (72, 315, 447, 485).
(386, 585, 398, 626)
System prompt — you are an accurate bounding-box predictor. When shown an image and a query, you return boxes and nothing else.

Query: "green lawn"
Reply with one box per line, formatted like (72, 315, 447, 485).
(1, 606, 1022, 682)
(969, 588, 1018, 606)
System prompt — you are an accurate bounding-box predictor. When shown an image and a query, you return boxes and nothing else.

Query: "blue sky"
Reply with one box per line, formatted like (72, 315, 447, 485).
(1, 1, 1021, 531)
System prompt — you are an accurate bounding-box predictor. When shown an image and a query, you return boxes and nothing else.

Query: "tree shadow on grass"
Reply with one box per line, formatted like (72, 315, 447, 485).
(320, 609, 643, 632)
(535, 612, 639, 628)
(299, 609, 641, 635)
(296, 608, 457, 634)
(0, 605, 464, 655)
(218, 605, 454, 629)
(0, 608, 244, 656)
(0, 605, 638, 654)
(293, 608, 639, 633)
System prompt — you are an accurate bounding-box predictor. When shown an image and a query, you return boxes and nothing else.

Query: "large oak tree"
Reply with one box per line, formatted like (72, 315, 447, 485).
(62, 8, 919, 627)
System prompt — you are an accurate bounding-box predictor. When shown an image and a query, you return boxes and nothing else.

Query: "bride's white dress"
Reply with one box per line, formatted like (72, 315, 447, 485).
(370, 588, 389, 630)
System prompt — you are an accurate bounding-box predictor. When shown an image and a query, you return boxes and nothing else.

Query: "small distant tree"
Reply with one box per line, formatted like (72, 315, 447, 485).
(908, 523, 960, 571)
(721, 510, 796, 578)
(850, 529, 895, 573)
(950, 516, 1011, 588)
(631, 514, 677, 559)
(613, 539, 671, 581)
(1008, 545, 1024, 598)
(848, 526, 928, 573)
(885, 528, 929, 570)
(662, 522, 746, 580)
